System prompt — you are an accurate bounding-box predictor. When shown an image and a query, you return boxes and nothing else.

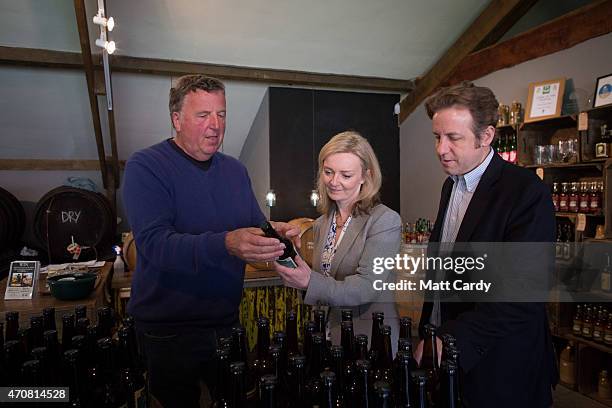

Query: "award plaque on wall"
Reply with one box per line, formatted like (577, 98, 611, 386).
(594, 73, 612, 108)
(525, 78, 566, 123)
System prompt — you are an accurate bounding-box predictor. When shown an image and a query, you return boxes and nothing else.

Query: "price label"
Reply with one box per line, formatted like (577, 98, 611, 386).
(578, 112, 588, 131)
(576, 213, 587, 232)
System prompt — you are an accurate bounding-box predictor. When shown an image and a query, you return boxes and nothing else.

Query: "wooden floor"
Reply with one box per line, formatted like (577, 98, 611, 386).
(553, 385, 609, 408)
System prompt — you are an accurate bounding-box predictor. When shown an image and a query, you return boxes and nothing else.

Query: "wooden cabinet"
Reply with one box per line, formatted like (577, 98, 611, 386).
(516, 105, 612, 406)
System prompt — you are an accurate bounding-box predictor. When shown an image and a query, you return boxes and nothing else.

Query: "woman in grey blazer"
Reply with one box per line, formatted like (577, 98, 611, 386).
(274, 131, 402, 349)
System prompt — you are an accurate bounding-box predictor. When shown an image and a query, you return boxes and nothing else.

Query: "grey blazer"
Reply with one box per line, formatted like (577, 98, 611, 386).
(304, 203, 402, 347)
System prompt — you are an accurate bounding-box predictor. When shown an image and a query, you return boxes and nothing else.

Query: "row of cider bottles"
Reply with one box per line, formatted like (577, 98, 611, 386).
(572, 304, 612, 344)
(1, 306, 145, 408)
(404, 219, 432, 244)
(213, 309, 462, 407)
(552, 181, 603, 214)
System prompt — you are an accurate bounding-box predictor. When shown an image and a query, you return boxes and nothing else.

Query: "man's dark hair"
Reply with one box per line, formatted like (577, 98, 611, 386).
(425, 81, 499, 138)
(169, 75, 225, 127)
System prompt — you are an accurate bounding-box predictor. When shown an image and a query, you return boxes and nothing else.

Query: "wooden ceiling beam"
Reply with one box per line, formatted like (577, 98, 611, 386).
(0, 46, 415, 93)
(398, 0, 539, 124)
(447, 0, 612, 86)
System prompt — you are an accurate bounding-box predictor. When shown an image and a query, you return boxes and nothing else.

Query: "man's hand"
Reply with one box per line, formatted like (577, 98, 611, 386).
(274, 255, 311, 290)
(414, 337, 443, 367)
(225, 227, 285, 262)
(270, 221, 301, 249)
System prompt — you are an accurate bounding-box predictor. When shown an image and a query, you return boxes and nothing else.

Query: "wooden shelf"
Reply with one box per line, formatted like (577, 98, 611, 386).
(556, 331, 612, 355)
(555, 212, 604, 218)
(521, 115, 577, 130)
(523, 162, 603, 169)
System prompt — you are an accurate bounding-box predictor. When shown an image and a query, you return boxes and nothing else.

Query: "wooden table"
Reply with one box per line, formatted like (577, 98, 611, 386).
(0, 261, 113, 330)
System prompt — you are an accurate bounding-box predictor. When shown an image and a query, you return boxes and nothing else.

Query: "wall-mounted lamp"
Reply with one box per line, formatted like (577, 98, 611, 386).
(93, 14, 114, 32)
(95, 38, 116, 55)
(92, 1, 115, 111)
(310, 190, 320, 207)
(265, 190, 276, 207)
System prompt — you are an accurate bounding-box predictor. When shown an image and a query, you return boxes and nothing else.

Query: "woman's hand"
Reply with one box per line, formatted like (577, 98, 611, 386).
(270, 221, 301, 249)
(274, 254, 311, 290)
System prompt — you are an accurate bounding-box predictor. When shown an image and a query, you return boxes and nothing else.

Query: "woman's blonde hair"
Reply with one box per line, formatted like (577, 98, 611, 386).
(316, 131, 382, 216)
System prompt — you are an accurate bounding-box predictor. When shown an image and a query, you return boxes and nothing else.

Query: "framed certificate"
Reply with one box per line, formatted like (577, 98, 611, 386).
(594, 73, 612, 108)
(525, 78, 566, 123)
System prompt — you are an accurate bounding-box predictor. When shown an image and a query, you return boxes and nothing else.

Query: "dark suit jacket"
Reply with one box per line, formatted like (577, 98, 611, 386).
(418, 152, 557, 408)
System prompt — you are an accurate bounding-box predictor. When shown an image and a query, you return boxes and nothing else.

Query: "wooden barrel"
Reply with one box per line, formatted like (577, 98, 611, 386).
(122, 232, 138, 272)
(288, 218, 315, 267)
(34, 187, 116, 264)
(0, 187, 25, 250)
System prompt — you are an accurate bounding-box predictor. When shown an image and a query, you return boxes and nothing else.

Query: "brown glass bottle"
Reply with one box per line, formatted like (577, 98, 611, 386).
(253, 317, 271, 379)
(559, 182, 569, 212)
(394, 351, 414, 408)
(287, 355, 307, 408)
(604, 313, 612, 345)
(569, 182, 579, 213)
(582, 307, 593, 339)
(593, 309, 605, 343)
(258, 374, 279, 408)
(552, 182, 560, 212)
(212, 347, 231, 407)
(356, 359, 373, 408)
(340, 321, 355, 362)
(229, 361, 248, 408)
(303, 321, 317, 359)
(29, 316, 44, 350)
(413, 370, 429, 408)
(42, 307, 56, 332)
(5, 311, 19, 342)
(231, 326, 249, 364)
(559, 341, 576, 387)
(307, 333, 325, 381)
(373, 380, 391, 408)
(356, 334, 369, 361)
(321, 370, 344, 408)
(399, 317, 413, 342)
(286, 310, 299, 356)
(62, 314, 76, 350)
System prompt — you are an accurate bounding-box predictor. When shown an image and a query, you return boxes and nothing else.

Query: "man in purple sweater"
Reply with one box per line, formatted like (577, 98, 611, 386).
(122, 75, 297, 407)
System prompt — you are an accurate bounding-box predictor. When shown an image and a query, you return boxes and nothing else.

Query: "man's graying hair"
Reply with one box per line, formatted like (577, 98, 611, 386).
(425, 81, 499, 139)
(169, 75, 225, 129)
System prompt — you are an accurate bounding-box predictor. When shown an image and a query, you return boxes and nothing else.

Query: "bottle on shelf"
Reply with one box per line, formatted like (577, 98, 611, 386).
(559, 341, 576, 387)
(509, 132, 517, 164)
(500, 134, 509, 162)
(579, 182, 590, 213)
(582, 306, 594, 339)
(552, 183, 560, 212)
(559, 182, 569, 212)
(598, 370, 612, 400)
(569, 182, 579, 213)
(593, 309, 605, 343)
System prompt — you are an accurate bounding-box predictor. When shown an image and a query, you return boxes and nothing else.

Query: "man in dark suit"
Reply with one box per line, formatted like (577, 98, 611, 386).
(416, 81, 557, 407)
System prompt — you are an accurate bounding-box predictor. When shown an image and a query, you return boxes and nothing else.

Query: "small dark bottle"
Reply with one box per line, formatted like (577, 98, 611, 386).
(413, 371, 429, 408)
(61, 314, 76, 350)
(314, 310, 327, 335)
(30, 346, 50, 385)
(356, 359, 373, 408)
(43, 329, 61, 385)
(303, 321, 317, 359)
(253, 317, 271, 379)
(438, 362, 459, 408)
(260, 220, 297, 266)
(75, 305, 87, 320)
(212, 347, 231, 408)
(321, 370, 344, 408)
(231, 326, 249, 364)
(64, 349, 83, 407)
(229, 361, 248, 408)
(370, 312, 385, 356)
(378, 326, 394, 381)
(76, 318, 90, 337)
(373, 381, 392, 408)
(258, 374, 279, 408)
(307, 333, 325, 380)
(21, 359, 42, 386)
(42, 307, 57, 331)
(96, 307, 113, 339)
(399, 317, 413, 342)
(394, 351, 414, 408)
(330, 345, 345, 392)
(117, 327, 145, 408)
(287, 355, 307, 408)
(421, 324, 440, 405)
(341, 309, 353, 323)
(341, 321, 355, 362)
(5, 311, 19, 342)
(286, 310, 299, 356)
(356, 334, 369, 361)
(29, 316, 45, 349)
(273, 331, 288, 370)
